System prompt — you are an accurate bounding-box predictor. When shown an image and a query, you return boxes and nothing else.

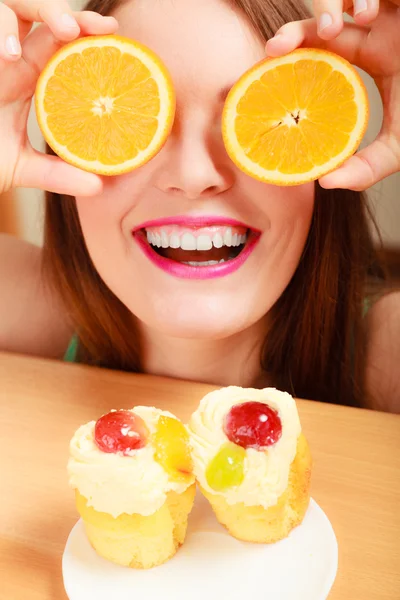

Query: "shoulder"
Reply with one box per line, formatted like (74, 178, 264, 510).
(0, 234, 42, 288)
(364, 290, 400, 413)
(0, 234, 73, 358)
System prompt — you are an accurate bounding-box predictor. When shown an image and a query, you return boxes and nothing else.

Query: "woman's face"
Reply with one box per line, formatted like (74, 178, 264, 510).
(76, 0, 314, 340)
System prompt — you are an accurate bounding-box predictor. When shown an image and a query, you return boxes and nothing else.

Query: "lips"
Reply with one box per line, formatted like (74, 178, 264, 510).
(132, 216, 261, 280)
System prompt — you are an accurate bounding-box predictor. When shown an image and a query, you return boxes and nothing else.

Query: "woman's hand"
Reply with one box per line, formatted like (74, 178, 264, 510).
(266, 0, 400, 191)
(0, 0, 118, 197)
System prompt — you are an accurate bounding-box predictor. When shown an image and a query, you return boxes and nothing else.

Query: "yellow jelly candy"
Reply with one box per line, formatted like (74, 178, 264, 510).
(153, 416, 193, 483)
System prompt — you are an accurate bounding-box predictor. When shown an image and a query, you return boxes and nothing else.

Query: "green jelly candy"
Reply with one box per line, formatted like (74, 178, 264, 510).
(206, 442, 246, 492)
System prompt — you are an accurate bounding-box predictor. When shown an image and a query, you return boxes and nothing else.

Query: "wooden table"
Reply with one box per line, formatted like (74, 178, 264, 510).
(1, 352, 400, 600)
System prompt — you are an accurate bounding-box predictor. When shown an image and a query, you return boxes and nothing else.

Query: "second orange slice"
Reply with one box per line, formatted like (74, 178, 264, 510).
(222, 49, 369, 186)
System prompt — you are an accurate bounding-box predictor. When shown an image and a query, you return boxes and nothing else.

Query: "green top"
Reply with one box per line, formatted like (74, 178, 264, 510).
(64, 334, 79, 363)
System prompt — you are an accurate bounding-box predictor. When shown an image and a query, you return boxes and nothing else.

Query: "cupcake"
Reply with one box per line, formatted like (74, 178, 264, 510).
(187, 386, 311, 544)
(68, 407, 196, 569)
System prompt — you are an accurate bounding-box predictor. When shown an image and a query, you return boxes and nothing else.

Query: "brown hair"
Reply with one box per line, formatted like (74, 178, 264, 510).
(43, 0, 384, 407)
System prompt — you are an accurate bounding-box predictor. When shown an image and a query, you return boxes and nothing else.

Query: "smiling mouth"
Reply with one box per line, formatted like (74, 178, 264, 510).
(141, 224, 251, 266)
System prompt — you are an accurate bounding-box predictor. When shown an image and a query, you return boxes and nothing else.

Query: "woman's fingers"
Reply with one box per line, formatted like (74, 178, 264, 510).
(309, 0, 346, 39)
(21, 14, 118, 75)
(266, 0, 381, 49)
(266, 19, 370, 70)
(3, 0, 81, 44)
(1, 1, 119, 65)
(70, 11, 118, 35)
(0, 2, 22, 60)
(266, 19, 327, 56)
(309, 0, 380, 39)
(265, 3, 400, 191)
(351, 0, 381, 25)
(319, 138, 400, 191)
(15, 149, 104, 197)
(0, 2, 118, 197)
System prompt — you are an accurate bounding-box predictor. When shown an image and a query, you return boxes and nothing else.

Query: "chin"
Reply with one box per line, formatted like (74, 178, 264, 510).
(134, 302, 253, 341)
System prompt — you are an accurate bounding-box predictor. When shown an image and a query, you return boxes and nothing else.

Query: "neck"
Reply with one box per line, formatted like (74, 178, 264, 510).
(138, 317, 272, 389)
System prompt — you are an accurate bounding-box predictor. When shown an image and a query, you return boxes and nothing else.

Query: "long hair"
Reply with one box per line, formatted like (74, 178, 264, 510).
(43, 0, 383, 407)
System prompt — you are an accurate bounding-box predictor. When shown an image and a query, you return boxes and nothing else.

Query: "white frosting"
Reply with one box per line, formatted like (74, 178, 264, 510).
(68, 407, 193, 518)
(187, 387, 301, 508)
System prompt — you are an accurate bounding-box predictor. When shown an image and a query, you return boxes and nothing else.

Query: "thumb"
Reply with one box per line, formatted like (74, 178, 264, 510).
(319, 138, 399, 191)
(16, 148, 103, 197)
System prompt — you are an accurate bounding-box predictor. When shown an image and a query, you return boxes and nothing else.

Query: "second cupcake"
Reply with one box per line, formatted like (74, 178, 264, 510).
(187, 386, 312, 544)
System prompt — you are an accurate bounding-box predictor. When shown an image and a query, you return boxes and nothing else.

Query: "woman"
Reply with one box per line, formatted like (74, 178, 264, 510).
(0, 0, 399, 412)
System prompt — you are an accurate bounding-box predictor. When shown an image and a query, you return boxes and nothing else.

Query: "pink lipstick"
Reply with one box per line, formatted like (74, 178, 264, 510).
(132, 216, 261, 280)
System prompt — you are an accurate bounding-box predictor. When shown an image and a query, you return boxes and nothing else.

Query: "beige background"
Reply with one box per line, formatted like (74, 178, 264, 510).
(13, 0, 400, 248)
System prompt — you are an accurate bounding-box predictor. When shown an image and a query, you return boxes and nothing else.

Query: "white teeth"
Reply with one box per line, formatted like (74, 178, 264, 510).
(224, 229, 233, 247)
(183, 260, 220, 267)
(148, 231, 159, 246)
(170, 234, 180, 249)
(213, 233, 224, 248)
(161, 231, 169, 248)
(146, 227, 248, 249)
(181, 233, 197, 251)
(197, 235, 213, 251)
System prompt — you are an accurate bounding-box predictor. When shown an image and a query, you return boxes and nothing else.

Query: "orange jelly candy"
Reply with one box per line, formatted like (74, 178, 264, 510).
(153, 416, 193, 483)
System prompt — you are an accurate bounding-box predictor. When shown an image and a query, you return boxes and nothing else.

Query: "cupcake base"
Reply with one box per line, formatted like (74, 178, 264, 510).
(75, 484, 196, 569)
(201, 433, 311, 544)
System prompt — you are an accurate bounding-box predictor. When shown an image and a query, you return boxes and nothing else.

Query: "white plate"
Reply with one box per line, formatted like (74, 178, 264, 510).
(63, 494, 338, 600)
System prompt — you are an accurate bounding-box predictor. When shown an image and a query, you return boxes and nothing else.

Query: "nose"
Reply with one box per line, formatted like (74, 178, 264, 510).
(154, 115, 234, 200)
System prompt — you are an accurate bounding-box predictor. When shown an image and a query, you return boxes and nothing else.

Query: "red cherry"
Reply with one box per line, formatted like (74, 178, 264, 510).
(223, 402, 282, 450)
(94, 410, 149, 455)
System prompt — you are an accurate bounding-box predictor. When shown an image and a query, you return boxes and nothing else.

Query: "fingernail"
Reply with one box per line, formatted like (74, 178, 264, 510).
(5, 35, 21, 56)
(61, 13, 79, 28)
(354, 0, 368, 15)
(319, 12, 333, 31)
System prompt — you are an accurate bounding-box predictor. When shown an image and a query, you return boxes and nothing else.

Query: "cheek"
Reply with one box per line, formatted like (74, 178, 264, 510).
(256, 183, 315, 277)
(271, 188, 315, 246)
(251, 180, 315, 239)
(76, 192, 114, 230)
(75, 195, 129, 272)
(279, 182, 313, 225)
(75, 171, 144, 239)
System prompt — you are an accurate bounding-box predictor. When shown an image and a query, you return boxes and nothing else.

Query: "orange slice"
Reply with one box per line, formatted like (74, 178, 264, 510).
(35, 35, 175, 176)
(222, 49, 369, 186)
